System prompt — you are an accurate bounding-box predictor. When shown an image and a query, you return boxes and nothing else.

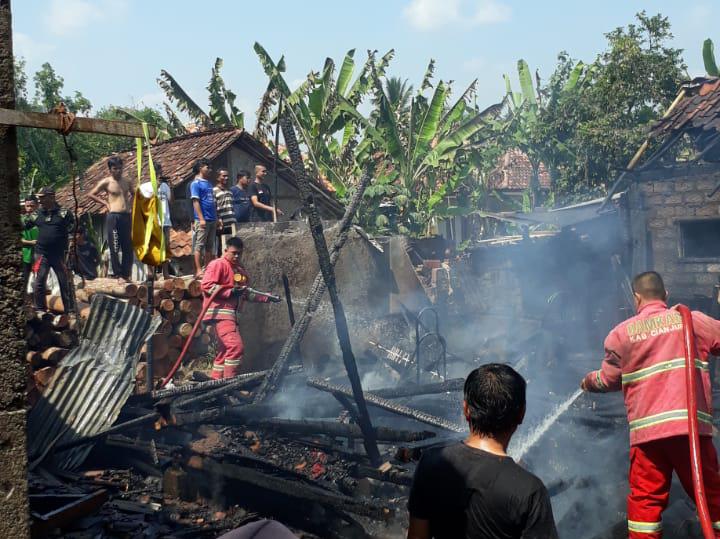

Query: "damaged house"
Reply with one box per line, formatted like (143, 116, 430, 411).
(613, 76, 720, 309)
(55, 127, 344, 272)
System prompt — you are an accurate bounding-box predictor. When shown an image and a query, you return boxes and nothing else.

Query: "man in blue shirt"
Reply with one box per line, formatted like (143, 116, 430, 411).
(230, 170, 252, 224)
(190, 158, 217, 277)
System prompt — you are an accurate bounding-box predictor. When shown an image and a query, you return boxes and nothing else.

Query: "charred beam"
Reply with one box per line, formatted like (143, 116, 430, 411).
(308, 378, 466, 433)
(351, 463, 414, 487)
(371, 378, 465, 399)
(244, 417, 436, 443)
(253, 167, 374, 403)
(189, 456, 392, 521)
(273, 114, 380, 464)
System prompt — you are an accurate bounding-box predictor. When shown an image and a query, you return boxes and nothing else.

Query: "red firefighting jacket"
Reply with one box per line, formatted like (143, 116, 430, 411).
(200, 257, 268, 322)
(583, 300, 720, 446)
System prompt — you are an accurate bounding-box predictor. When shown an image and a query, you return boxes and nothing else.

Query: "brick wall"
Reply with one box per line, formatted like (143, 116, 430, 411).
(638, 172, 720, 301)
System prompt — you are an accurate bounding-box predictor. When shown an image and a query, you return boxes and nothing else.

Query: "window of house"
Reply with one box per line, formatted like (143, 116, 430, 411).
(679, 219, 720, 259)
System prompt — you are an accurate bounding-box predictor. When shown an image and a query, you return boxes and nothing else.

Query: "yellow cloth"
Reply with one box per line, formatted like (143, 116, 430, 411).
(131, 123, 166, 266)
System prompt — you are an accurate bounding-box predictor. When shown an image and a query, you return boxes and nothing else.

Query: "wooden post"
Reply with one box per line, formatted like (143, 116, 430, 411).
(145, 269, 155, 391)
(275, 113, 380, 465)
(0, 1, 30, 535)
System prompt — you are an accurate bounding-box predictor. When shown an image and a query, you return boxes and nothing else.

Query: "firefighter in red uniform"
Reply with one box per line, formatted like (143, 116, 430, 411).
(581, 271, 720, 537)
(201, 237, 280, 379)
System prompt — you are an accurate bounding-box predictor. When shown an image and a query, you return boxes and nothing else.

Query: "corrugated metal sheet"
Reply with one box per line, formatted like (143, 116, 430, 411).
(27, 294, 160, 470)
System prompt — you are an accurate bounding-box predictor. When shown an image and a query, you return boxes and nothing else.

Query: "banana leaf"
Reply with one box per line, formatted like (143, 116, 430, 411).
(208, 58, 232, 126)
(420, 59, 436, 92)
(158, 70, 210, 127)
(336, 49, 356, 97)
(413, 80, 447, 168)
(517, 59, 537, 106)
(704, 39, 719, 77)
(439, 79, 477, 133)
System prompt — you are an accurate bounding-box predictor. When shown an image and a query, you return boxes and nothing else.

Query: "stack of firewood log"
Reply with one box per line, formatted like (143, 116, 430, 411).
(74, 277, 213, 378)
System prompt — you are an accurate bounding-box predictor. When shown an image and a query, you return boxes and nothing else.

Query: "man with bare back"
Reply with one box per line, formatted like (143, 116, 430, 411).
(88, 156, 134, 282)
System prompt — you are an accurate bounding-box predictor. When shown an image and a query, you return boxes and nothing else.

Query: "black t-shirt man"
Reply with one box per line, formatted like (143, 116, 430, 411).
(25, 206, 74, 258)
(408, 442, 558, 539)
(249, 181, 273, 222)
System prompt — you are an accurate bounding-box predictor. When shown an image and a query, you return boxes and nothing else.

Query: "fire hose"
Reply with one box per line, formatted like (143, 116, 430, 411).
(158, 284, 279, 389)
(677, 304, 714, 539)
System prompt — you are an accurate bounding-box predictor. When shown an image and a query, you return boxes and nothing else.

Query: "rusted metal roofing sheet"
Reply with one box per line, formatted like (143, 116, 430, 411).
(27, 294, 159, 470)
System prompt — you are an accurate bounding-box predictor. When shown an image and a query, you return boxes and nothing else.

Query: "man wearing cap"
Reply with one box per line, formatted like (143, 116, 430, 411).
(24, 186, 75, 314)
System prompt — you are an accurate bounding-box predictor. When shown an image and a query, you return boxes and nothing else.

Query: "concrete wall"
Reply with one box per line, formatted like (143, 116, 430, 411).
(635, 172, 720, 301)
(233, 222, 394, 372)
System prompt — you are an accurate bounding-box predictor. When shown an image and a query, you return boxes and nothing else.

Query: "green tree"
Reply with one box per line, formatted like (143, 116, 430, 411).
(14, 59, 164, 195)
(504, 12, 687, 205)
(253, 43, 391, 196)
(355, 62, 505, 235)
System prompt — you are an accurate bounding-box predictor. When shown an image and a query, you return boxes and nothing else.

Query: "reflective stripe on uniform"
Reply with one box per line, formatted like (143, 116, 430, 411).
(622, 358, 708, 386)
(628, 519, 662, 533)
(595, 370, 606, 389)
(714, 521, 720, 530)
(212, 364, 225, 371)
(629, 409, 713, 432)
(205, 308, 236, 316)
(224, 358, 242, 366)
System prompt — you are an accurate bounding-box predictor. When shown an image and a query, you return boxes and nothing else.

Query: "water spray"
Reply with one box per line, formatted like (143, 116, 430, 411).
(512, 388, 584, 462)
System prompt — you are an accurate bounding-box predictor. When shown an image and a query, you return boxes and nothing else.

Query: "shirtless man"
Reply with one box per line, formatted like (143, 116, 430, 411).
(88, 156, 134, 281)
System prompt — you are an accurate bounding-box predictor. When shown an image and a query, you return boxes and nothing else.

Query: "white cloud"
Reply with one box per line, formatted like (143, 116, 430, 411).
(403, 0, 510, 31)
(13, 32, 56, 62)
(44, 0, 128, 37)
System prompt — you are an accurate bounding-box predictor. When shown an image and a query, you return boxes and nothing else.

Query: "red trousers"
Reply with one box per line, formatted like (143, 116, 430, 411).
(628, 435, 720, 538)
(211, 319, 244, 380)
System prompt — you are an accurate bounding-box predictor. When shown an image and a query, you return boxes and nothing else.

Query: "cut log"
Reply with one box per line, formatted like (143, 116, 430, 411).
(170, 288, 185, 302)
(186, 280, 202, 298)
(51, 331, 76, 348)
(178, 299, 193, 313)
(184, 312, 198, 325)
(75, 288, 91, 303)
(173, 277, 188, 290)
(83, 278, 138, 298)
(162, 279, 176, 292)
(160, 299, 175, 312)
(52, 314, 70, 329)
(177, 323, 194, 338)
(26, 351, 42, 368)
(34, 366, 56, 389)
(136, 284, 148, 299)
(41, 347, 68, 363)
(165, 310, 182, 324)
(46, 296, 66, 314)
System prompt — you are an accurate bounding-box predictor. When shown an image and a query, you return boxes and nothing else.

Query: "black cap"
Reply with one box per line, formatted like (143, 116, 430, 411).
(37, 186, 55, 196)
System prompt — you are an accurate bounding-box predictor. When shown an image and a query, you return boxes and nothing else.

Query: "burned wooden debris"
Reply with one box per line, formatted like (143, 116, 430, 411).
(307, 377, 466, 433)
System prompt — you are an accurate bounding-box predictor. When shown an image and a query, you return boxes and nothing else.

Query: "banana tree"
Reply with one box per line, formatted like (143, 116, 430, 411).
(704, 39, 719, 76)
(253, 42, 392, 196)
(502, 58, 589, 208)
(158, 57, 244, 131)
(347, 61, 505, 235)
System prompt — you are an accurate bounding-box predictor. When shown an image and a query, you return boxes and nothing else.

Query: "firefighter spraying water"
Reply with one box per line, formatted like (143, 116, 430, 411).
(581, 271, 720, 538)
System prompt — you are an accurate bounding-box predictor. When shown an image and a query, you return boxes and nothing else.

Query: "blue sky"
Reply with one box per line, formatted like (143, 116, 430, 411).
(11, 0, 718, 126)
